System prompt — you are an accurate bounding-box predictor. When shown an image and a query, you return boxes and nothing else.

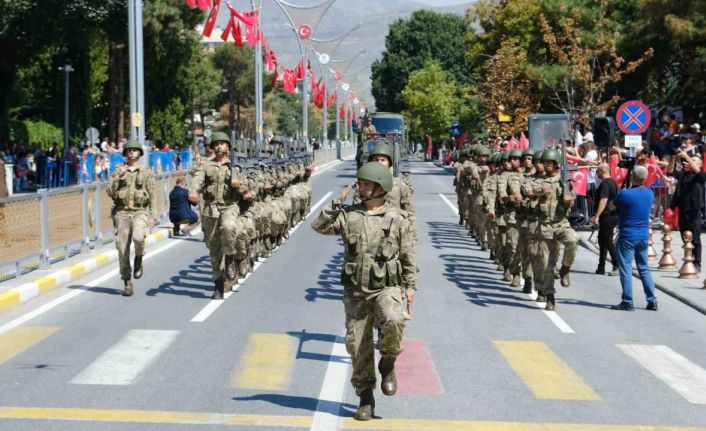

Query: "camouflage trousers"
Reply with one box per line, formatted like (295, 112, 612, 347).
(537, 220, 577, 295)
(486, 217, 496, 253)
(344, 286, 406, 394)
(495, 225, 507, 262)
(113, 210, 149, 280)
(503, 224, 519, 271)
(456, 191, 466, 220)
(202, 207, 249, 281)
(512, 221, 534, 279)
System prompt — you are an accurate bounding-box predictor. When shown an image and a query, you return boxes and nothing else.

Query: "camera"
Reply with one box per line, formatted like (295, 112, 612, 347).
(617, 156, 636, 170)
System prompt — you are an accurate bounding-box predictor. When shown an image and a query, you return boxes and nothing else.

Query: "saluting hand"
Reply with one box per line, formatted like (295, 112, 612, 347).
(338, 182, 356, 200)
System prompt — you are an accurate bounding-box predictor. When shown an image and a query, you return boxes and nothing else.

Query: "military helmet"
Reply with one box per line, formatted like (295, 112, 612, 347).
(122, 139, 143, 157)
(476, 145, 491, 157)
(508, 149, 523, 159)
(367, 141, 395, 164)
(210, 132, 231, 148)
(541, 149, 560, 163)
(534, 150, 544, 160)
(522, 148, 535, 158)
(501, 151, 510, 161)
(357, 161, 393, 193)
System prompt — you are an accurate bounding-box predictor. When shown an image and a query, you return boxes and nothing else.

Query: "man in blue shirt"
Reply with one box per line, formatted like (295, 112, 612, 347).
(609, 165, 658, 311)
(169, 177, 198, 236)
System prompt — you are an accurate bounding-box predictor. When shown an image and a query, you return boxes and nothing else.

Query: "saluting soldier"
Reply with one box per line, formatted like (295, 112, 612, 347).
(106, 139, 155, 297)
(312, 162, 416, 421)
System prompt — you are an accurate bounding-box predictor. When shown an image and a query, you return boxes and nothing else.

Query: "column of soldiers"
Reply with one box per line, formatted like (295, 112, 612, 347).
(454, 145, 578, 311)
(107, 132, 314, 299)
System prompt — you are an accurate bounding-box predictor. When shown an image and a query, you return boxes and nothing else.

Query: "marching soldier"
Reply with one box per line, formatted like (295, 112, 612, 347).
(106, 139, 155, 297)
(536, 149, 577, 310)
(312, 162, 416, 421)
(190, 132, 254, 299)
(515, 148, 536, 292)
(453, 150, 468, 225)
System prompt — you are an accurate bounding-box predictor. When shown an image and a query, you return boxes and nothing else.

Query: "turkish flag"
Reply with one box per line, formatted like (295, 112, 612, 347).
(201, 0, 221, 37)
(570, 167, 589, 196)
(519, 132, 529, 150)
(197, 0, 210, 10)
(296, 59, 306, 79)
(609, 158, 628, 188)
(271, 69, 279, 88)
(566, 153, 582, 166)
(644, 160, 662, 187)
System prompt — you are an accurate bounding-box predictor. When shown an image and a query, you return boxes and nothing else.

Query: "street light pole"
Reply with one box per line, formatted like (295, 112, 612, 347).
(59, 64, 74, 159)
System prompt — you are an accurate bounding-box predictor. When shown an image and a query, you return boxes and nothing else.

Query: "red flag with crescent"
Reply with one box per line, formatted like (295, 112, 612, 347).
(519, 132, 529, 150)
(197, 0, 211, 10)
(201, 0, 221, 37)
(644, 158, 663, 187)
(609, 156, 628, 188)
(507, 137, 518, 151)
(569, 167, 589, 196)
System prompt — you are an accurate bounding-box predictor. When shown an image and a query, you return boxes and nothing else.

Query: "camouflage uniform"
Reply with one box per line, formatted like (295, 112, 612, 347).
(107, 162, 154, 285)
(536, 165, 577, 309)
(192, 158, 250, 283)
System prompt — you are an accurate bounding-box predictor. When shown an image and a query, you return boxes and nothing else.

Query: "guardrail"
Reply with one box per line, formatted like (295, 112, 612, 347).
(0, 142, 355, 281)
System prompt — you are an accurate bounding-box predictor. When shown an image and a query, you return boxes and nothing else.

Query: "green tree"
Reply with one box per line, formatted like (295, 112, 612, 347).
(213, 44, 256, 135)
(402, 60, 457, 141)
(372, 9, 472, 113)
(149, 98, 186, 148)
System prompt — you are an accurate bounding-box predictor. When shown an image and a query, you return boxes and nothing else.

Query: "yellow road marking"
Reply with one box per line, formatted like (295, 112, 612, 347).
(0, 407, 703, 430)
(0, 290, 20, 312)
(493, 340, 600, 400)
(0, 326, 60, 365)
(232, 333, 296, 391)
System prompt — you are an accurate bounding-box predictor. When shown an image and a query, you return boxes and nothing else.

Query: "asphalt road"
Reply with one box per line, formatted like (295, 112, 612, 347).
(1, 159, 706, 431)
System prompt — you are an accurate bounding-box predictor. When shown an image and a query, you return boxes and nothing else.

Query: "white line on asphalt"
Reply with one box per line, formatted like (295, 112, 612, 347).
(617, 344, 706, 404)
(71, 329, 179, 385)
(312, 160, 344, 177)
(439, 193, 459, 215)
(310, 334, 350, 431)
(0, 240, 183, 336)
(438, 194, 575, 334)
(189, 191, 335, 323)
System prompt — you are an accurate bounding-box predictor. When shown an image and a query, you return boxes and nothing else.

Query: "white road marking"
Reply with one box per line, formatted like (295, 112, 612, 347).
(310, 334, 350, 431)
(0, 240, 182, 337)
(71, 329, 179, 385)
(190, 192, 335, 323)
(312, 160, 344, 177)
(618, 344, 706, 404)
(438, 194, 575, 334)
(439, 193, 459, 215)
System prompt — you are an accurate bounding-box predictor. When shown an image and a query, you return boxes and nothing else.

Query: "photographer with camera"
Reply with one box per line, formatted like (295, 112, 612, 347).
(668, 147, 706, 271)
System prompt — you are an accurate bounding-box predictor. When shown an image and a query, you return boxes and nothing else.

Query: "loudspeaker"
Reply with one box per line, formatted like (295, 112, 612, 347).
(593, 116, 616, 147)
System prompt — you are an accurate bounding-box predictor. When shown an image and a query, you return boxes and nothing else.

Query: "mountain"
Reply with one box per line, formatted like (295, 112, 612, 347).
(209, 0, 475, 108)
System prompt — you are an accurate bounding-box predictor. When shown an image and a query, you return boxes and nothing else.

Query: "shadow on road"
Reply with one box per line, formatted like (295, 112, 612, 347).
(427, 221, 475, 251)
(306, 249, 344, 303)
(145, 255, 213, 298)
(231, 394, 356, 416)
(286, 330, 349, 364)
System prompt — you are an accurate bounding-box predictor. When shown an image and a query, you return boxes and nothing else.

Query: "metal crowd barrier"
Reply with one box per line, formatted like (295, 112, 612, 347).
(0, 143, 355, 281)
(0, 170, 187, 281)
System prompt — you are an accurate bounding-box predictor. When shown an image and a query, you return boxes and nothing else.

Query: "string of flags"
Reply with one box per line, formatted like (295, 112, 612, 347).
(185, 0, 339, 102)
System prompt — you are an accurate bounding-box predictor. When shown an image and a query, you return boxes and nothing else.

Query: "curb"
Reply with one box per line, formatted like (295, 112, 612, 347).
(578, 238, 706, 316)
(0, 229, 171, 313)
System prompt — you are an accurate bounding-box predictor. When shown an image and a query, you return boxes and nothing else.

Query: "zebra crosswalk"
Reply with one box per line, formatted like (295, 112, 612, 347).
(2, 325, 706, 409)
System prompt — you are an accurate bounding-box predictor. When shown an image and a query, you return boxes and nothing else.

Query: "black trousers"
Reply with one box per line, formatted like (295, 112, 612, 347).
(679, 209, 703, 267)
(598, 215, 618, 268)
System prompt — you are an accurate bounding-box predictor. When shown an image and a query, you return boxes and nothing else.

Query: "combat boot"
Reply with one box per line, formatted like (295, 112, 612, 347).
(489, 251, 495, 260)
(545, 294, 556, 311)
(502, 269, 512, 282)
(480, 242, 488, 251)
(354, 388, 375, 421)
(536, 292, 546, 303)
(122, 280, 133, 297)
(522, 278, 533, 294)
(378, 355, 397, 396)
(559, 266, 571, 287)
(133, 256, 143, 279)
(238, 259, 250, 281)
(510, 274, 521, 287)
(225, 255, 237, 281)
(211, 277, 225, 300)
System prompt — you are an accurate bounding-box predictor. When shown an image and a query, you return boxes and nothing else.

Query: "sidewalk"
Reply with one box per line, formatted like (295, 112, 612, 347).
(578, 228, 706, 315)
(0, 227, 173, 313)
